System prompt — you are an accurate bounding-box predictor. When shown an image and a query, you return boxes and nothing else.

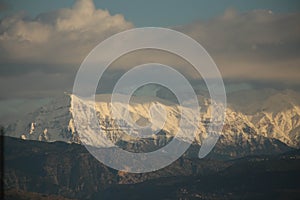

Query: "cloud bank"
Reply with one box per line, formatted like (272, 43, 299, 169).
(0, 0, 133, 67)
(0, 0, 133, 98)
(177, 8, 300, 82)
(0, 1, 299, 99)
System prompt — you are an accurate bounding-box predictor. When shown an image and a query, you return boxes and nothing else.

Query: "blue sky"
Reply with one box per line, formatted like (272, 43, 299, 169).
(1, 0, 300, 26)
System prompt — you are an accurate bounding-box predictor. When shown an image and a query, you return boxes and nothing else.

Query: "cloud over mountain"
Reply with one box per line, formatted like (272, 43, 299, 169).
(0, 1, 299, 99)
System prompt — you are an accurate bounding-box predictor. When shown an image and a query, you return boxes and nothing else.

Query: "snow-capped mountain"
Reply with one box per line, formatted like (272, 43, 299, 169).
(5, 94, 80, 143)
(227, 89, 300, 148)
(4, 90, 300, 157)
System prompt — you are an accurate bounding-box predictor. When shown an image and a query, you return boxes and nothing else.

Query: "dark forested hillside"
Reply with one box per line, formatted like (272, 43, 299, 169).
(2, 136, 300, 199)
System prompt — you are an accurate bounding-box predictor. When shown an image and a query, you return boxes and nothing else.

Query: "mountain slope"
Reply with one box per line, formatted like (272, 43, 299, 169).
(5, 94, 79, 143)
(3, 136, 300, 200)
(4, 91, 300, 156)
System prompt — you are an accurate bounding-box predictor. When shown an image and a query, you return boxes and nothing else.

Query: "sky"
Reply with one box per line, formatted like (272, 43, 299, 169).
(0, 0, 300, 119)
(1, 0, 300, 27)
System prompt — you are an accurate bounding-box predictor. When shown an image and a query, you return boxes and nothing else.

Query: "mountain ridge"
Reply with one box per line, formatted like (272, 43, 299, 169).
(4, 90, 300, 158)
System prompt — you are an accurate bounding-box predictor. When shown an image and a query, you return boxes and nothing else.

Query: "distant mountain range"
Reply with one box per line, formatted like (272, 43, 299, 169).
(4, 89, 300, 158)
(3, 89, 300, 199)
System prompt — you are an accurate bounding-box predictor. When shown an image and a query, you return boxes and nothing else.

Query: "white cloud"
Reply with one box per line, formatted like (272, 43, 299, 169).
(0, 0, 133, 66)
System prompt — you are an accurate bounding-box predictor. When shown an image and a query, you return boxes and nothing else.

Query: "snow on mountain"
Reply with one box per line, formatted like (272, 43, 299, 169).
(4, 91, 300, 154)
(249, 106, 300, 147)
(70, 94, 203, 147)
(5, 94, 79, 143)
(226, 89, 300, 148)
